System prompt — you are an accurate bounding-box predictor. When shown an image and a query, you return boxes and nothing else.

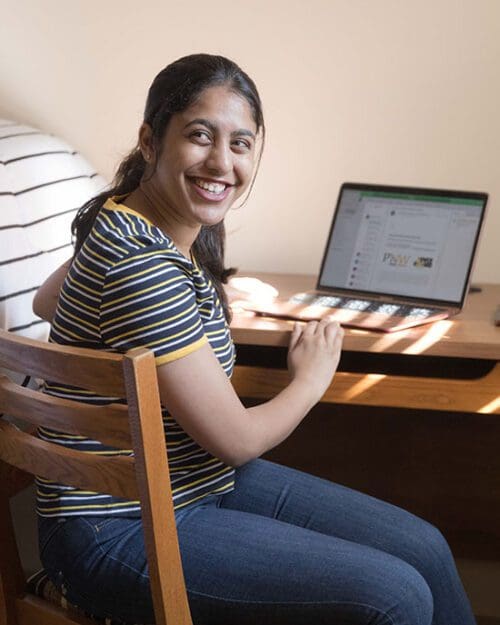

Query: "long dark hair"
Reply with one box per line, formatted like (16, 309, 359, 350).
(72, 53, 265, 321)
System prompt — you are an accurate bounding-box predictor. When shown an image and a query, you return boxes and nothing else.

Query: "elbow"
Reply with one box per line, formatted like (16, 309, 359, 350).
(223, 451, 257, 468)
(213, 438, 262, 468)
(32, 290, 45, 320)
(32, 291, 57, 323)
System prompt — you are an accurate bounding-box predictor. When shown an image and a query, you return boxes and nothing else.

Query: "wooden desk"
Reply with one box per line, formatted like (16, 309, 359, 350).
(231, 274, 500, 560)
(231, 273, 500, 414)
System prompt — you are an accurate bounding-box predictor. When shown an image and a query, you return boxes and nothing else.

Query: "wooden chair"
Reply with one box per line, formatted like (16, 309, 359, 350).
(0, 329, 193, 625)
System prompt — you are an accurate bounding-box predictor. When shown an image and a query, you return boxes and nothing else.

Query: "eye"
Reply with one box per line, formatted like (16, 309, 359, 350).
(190, 130, 212, 145)
(231, 138, 252, 153)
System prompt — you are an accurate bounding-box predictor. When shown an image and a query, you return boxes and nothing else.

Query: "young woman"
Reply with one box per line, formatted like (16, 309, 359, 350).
(34, 54, 476, 625)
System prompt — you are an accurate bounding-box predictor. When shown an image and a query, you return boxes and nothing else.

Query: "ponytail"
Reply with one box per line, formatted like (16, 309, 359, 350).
(71, 148, 145, 254)
(192, 222, 236, 322)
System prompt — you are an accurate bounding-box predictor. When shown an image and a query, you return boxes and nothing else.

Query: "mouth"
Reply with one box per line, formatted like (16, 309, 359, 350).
(189, 177, 235, 202)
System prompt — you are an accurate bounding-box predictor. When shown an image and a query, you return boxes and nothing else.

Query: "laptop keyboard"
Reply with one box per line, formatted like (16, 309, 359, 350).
(290, 293, 440, 318)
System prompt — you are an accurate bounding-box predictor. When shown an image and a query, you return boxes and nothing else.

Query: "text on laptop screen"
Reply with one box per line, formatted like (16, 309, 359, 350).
(319, 188, 484, 303)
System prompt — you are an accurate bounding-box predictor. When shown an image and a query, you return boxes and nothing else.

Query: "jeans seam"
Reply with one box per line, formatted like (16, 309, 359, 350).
(81, 518, 150, 580)
(188, 589, 396, 623)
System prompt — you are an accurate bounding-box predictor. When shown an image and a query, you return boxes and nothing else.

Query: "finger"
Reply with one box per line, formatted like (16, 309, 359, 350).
(303, 320, 319, 336)
(289, 321, 303, 350)
(332, 325, 345, 350)
(338, 325, 345, 343)
(324, 320, 342, 342)
(317, 317, 331, 339)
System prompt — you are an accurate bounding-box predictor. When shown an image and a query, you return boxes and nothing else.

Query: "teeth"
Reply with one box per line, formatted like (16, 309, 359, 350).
(195, 179, 226, 194)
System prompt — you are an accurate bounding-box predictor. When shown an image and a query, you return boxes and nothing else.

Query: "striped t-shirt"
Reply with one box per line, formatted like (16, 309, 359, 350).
(37, 198, 236, 517)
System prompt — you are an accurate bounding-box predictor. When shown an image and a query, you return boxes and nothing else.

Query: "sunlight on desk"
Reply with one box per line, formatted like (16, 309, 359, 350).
(401, 320, 454, 355)
(478, 396, 500, 414)
(370, 331, 411, 352)
(231, 276, 500, 413)
(341, 373, 387, 401)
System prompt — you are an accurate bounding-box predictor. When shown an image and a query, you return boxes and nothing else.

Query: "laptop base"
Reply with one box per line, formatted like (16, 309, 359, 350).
(245, 296, 451, 333)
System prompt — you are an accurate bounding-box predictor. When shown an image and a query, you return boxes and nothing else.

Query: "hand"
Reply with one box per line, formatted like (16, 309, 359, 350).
(287, 319, 344, 401)
(226, 277, 279, 306)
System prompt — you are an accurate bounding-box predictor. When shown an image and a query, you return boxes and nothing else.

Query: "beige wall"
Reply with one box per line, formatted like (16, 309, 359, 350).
(1, 0, 499, 283)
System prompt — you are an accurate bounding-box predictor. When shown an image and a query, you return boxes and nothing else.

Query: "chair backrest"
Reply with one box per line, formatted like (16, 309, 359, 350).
(0, 329, 193, 625)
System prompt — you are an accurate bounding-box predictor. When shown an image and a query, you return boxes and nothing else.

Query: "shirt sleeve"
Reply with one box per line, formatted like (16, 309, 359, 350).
(100, 250, 208, 365)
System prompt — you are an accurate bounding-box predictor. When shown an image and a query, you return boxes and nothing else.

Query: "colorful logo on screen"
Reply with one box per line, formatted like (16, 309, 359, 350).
(382, 253, 410, 267)
(413, 257, 433, 268)
(382, 253, 434, 268)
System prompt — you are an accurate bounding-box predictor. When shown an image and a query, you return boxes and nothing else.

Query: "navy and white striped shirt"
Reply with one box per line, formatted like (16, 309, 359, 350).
(37, 197, 236, 517)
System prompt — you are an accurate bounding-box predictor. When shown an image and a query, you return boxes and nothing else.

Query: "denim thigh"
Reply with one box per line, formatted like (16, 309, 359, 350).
(39, 500, 432, 625)
(177, 495, 433, 625)
(39, 515, 154, 624)
(206, 458, 474, 625)
(38, 459, 475, 625)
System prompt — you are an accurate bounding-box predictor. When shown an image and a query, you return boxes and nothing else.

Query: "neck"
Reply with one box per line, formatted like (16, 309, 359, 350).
(124, 184, 200, 259)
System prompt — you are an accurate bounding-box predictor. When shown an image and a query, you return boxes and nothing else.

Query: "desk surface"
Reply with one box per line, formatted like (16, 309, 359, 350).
(230, 273, 500, 360)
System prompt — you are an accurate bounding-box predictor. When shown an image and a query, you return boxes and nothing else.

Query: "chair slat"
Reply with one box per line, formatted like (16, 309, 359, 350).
(0, 377, 132, 449)
(0, 331, 125, 396)
(0, 331, 192, 625)
(0, 421, 139, 502)
(123, 348, 193, 625)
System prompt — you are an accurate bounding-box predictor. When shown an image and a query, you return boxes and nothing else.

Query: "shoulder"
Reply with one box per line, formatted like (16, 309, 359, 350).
(81, 197, 194, 277)
(69, 197, 194, 305)
(99, 222, 197, 314)
(88, 198, 170, 260)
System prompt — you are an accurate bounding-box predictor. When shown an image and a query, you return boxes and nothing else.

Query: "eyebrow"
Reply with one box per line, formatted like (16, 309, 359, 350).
(184, 118, 256, 140)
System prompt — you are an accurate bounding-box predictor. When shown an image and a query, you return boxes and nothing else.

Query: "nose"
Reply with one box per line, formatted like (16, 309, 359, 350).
(205, 141, 232, 176)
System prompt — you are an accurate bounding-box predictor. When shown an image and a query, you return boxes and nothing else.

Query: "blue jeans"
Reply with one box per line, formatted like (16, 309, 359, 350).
(39, 459, 475, 625)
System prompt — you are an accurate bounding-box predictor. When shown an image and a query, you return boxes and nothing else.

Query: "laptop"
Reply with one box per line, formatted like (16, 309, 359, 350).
(246, 182, 488, 332)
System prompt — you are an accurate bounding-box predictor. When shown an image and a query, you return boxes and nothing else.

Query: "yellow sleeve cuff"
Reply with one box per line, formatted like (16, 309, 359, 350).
(154, 335, 208, 366)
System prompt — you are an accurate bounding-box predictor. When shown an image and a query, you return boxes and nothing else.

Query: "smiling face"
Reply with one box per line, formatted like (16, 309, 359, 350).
(140, 85, 258, 234)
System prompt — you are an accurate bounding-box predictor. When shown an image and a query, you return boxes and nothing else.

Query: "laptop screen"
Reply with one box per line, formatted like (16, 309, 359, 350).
(318, 183, 488, 306)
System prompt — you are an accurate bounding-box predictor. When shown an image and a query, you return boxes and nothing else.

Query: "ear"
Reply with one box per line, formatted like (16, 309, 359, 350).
(138, 123, 155, 164)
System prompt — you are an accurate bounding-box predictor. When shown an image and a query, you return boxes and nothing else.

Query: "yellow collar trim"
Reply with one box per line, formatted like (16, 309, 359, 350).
(102, 196, 198, 266)
(103, 196, 155, 226)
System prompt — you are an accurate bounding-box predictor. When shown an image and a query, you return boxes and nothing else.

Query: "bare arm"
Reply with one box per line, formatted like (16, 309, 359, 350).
(157, 319, 343, 467)
(38, 261, 342, 466)
(32, 259, 71, 322)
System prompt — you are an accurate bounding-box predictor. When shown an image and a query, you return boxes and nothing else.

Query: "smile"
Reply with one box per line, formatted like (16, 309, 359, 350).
(189, 177, 234, 202)
(193, 178, 228, 195)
